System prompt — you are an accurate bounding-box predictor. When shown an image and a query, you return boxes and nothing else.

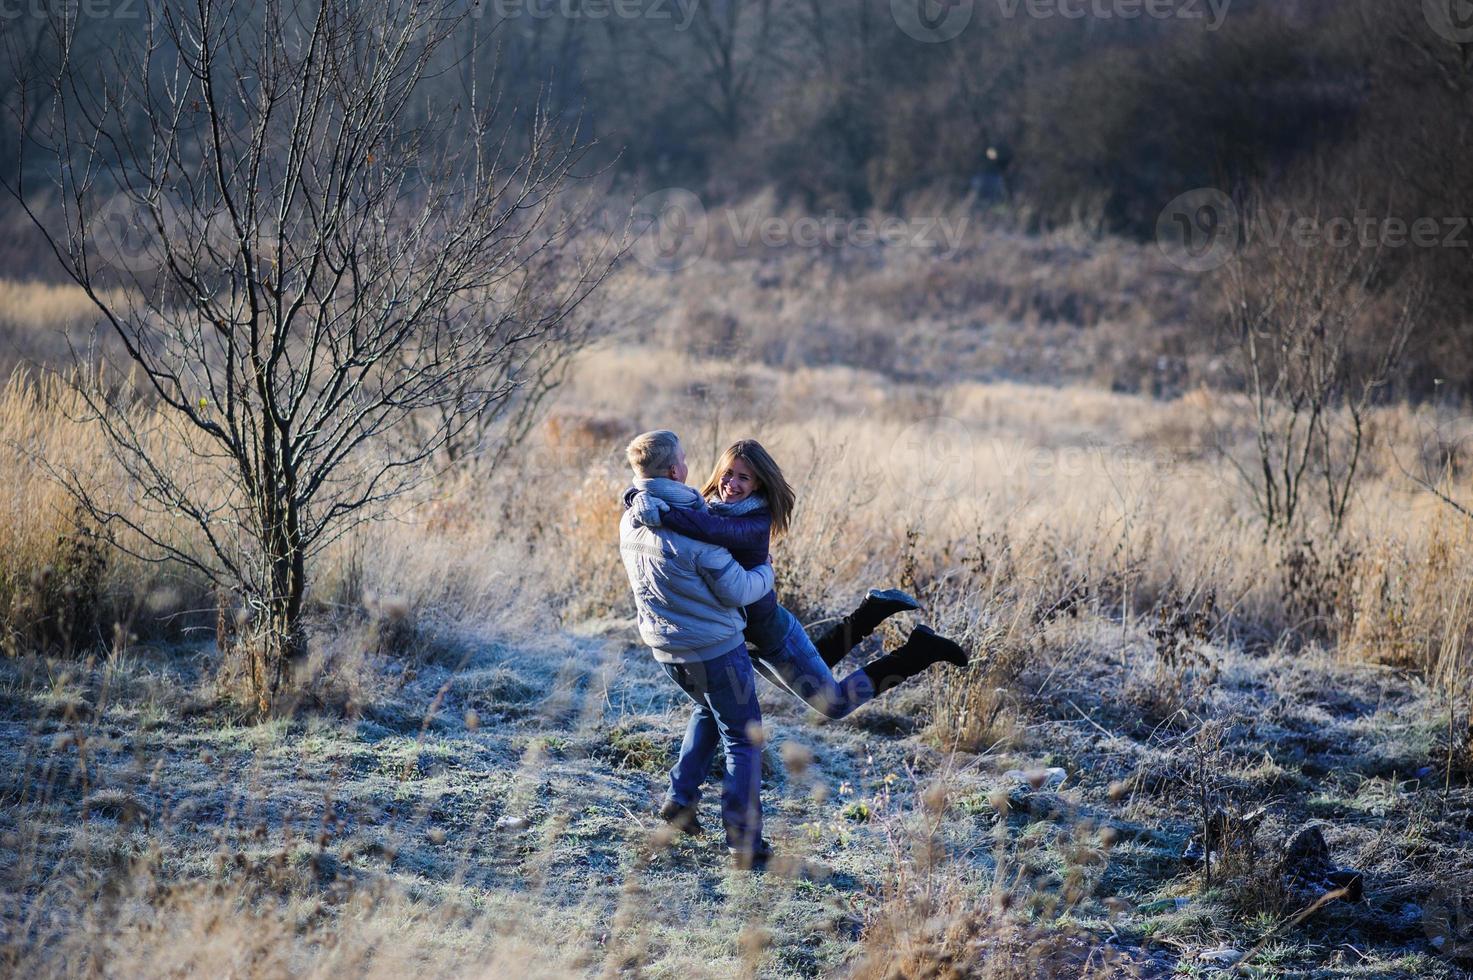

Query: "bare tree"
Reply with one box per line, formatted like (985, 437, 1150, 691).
(1217, 187, 1424, 538)
(624, 0, 781, 144)
(6, 0, 619, 712)
(685, 0, 775, 141)
(0, 17, 57, 197)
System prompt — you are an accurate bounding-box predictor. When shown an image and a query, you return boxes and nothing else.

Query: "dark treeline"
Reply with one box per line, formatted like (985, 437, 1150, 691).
(495, 0, 1467, 240)
(2, 0, 1470, 394)
(7, 1, 1465, 229)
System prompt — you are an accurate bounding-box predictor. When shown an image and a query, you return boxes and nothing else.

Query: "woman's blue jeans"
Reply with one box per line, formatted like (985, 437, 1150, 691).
(660, 643, 763, 850)
(750, 607, 876, 720)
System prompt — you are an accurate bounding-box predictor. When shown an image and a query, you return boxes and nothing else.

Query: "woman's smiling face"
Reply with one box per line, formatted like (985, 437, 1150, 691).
(718, 456, 760, 503)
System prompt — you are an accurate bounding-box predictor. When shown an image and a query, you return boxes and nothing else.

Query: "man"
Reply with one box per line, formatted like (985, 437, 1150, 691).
(619, 429, 775, 868)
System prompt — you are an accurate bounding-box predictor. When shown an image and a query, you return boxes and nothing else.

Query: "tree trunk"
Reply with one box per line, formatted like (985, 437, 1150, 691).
(249, 447, 307, 713)
(246, 546, 306, 715)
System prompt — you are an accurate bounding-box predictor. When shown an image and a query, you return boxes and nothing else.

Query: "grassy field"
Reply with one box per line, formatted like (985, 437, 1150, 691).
(1, 231, 1472, 978)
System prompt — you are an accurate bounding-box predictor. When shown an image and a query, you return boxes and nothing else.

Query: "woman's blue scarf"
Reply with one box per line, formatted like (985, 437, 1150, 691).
(634, 477, 769, 518)
(709, 493, 768, 517)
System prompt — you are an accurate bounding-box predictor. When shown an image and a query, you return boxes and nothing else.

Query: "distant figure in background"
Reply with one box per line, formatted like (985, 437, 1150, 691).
(618, 429, 775, 868)
(970, 143, 1013, 205)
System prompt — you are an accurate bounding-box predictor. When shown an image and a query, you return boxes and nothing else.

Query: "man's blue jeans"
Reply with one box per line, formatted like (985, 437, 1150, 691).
(660, 643, 763, 850)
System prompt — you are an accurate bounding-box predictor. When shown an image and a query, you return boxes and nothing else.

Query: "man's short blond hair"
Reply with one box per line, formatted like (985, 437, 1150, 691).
(625, 429, 682, 479)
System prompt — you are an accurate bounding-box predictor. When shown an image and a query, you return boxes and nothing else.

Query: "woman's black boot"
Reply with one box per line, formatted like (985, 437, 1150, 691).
(813, 588, 921, 668)
(860, 625, 969, 696)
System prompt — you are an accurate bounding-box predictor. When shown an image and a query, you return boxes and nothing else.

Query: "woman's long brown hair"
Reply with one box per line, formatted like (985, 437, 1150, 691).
(700, 439, 796, 538)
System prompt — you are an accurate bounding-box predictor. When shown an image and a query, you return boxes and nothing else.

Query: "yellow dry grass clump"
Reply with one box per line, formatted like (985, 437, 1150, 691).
(0, 372, 121, 655)
(0, 370, 214, 655)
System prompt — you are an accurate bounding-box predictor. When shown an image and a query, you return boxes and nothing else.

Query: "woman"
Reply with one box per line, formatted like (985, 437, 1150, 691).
(626, 439, 968, 725)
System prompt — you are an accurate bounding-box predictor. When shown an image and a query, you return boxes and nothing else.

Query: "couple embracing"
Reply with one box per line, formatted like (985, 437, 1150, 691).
(618, 430, 968, 869)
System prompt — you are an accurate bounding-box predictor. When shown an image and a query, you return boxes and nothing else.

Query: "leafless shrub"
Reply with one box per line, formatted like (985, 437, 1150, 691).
(7, 0, 619, 711)
(1216, 186, 1425, 538)
(1125, 587, 1219, 727)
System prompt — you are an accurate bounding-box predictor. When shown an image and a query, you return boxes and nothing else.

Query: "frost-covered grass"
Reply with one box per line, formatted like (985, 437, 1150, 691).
(1, 605, 1466, 977)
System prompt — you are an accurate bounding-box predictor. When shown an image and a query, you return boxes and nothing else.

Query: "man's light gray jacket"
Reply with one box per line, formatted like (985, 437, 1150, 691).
(619, 510, 775, 664)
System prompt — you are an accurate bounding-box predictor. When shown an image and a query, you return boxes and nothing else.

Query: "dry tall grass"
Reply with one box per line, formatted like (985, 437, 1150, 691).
(6, 332, 1465, 704)
(0, 372, 141, 656)
(549, 344, 1473, 680)
(0, 280, 134, 335)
